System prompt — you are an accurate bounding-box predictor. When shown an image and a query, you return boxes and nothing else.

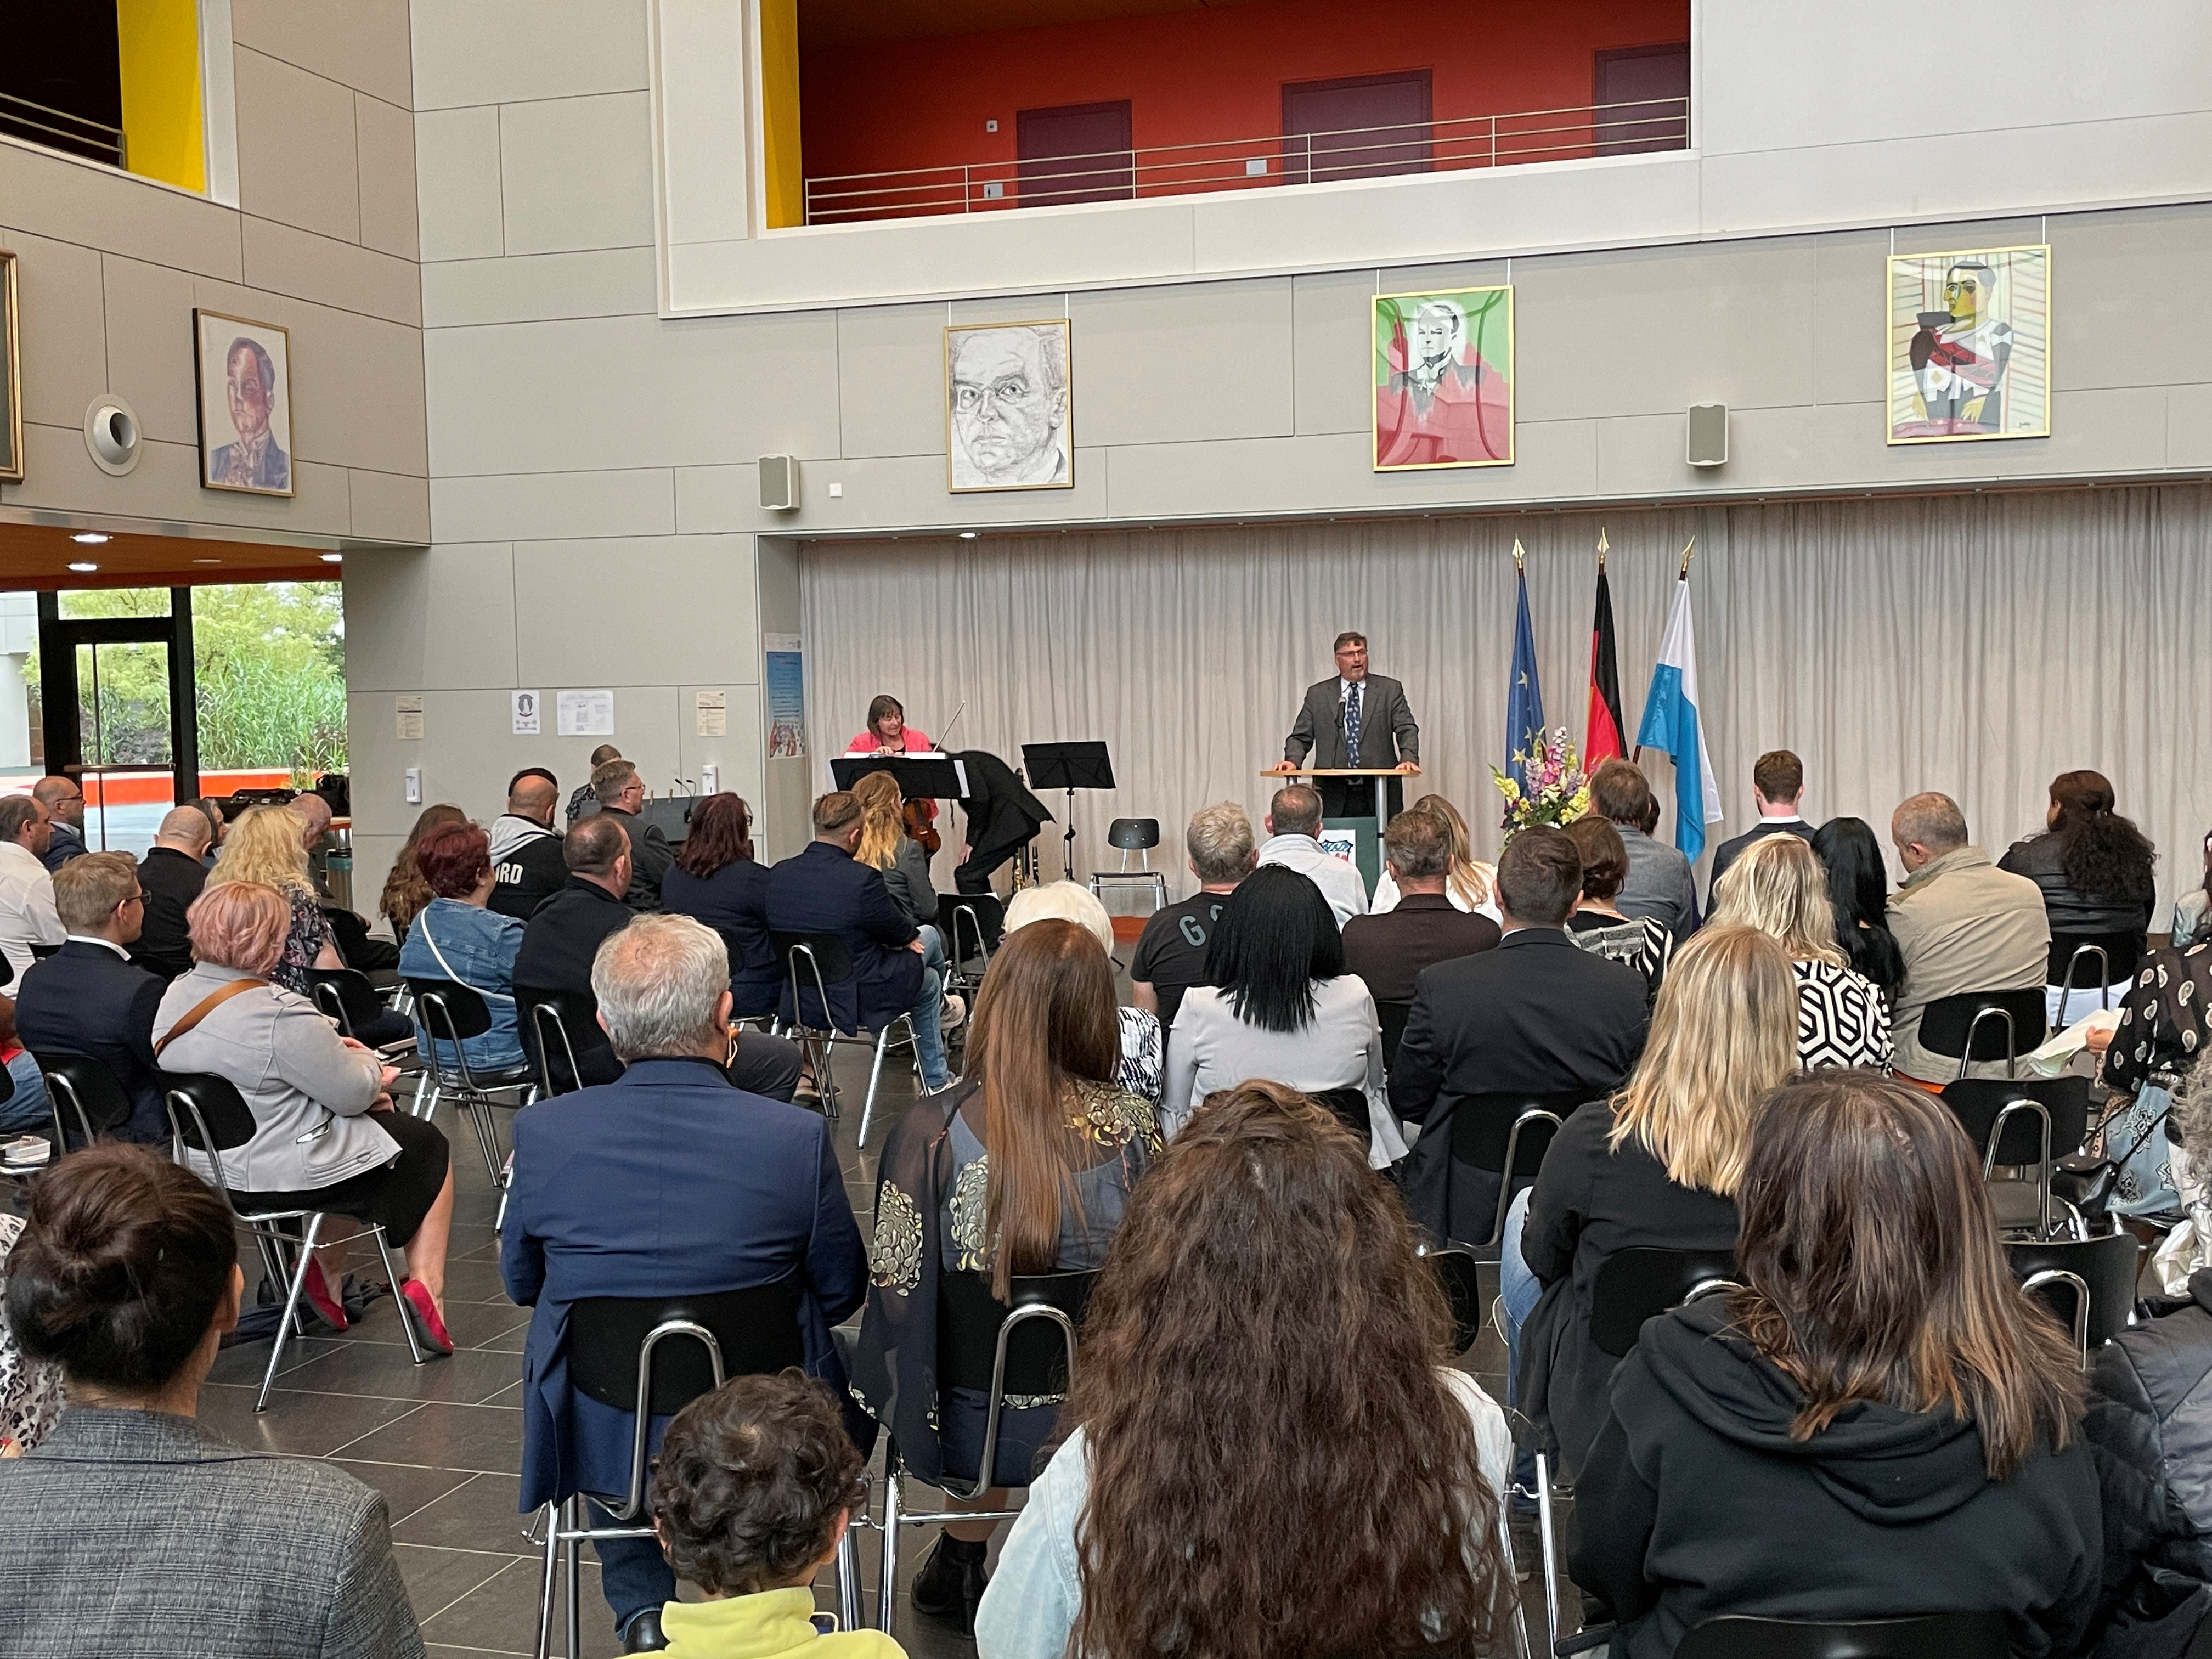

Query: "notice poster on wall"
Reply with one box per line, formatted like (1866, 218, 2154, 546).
(394, 695, 424, 741)
(764, 635, 805, 758)
(557, 689, 614, 737)
(696, 689, 727, 737)
(511, 690, 541, 735)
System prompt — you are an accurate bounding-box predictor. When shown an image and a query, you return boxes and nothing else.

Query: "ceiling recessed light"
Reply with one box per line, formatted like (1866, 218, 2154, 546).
(67, 561, 99, 573)
(71, 532, 110, 545)
(319, 552, 343, 563)
(957, 531, 978, 539)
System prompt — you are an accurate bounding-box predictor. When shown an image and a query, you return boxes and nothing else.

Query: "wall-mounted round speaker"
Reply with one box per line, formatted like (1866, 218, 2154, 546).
(84, 396, 142, 476)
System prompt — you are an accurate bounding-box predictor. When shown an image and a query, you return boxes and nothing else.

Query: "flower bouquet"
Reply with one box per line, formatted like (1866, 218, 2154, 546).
(1491, 727, 1593, 834)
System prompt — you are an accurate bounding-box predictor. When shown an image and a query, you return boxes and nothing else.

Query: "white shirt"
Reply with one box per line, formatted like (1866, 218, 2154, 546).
(63, 935, 128, 958)
(0, 841, 65, 984)
(1256, 832, 1369, 926)
(1372, 865, 1503, 924)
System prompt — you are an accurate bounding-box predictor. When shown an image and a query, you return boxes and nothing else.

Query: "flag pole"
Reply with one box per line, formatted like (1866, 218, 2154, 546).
(1597, 526, 1608, 571)
(1512, 537, 1526, 573)
(1678, 535, 1696, 579)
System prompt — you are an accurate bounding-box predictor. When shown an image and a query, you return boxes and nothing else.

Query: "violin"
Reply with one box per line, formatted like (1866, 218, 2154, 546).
(904, 796, 941, 856)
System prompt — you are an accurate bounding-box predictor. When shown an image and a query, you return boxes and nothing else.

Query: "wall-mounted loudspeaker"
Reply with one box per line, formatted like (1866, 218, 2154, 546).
(758, 454, 797, 511)
(1685, 404, 1729, 469)
(84, 395, 142, 476)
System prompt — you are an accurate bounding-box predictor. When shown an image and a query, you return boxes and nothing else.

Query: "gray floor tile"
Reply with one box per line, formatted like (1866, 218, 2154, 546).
(278, 1340, 524, 1406)
(421, 1556, 620, 1658)
(196, 1382, 422, 1457)
(393, 1542, 514, 1623)
(205, 1331, 350, 1387)
(331, 1457, 477, 1527)
(441, 1256, 519, 1305)
(343, 1398, 525, 1473)
(392, 1470, 538, 1553)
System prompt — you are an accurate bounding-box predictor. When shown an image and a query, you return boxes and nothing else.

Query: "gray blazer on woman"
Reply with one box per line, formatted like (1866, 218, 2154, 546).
(0, 1406, 425, 1657)
(154, 963, 393, 1194)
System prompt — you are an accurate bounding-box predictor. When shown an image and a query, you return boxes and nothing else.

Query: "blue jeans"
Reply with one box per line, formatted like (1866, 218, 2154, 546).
(592, 1499, 675, 1635)
(910, 924, 950, 1091)
(1500, 1187, 1542, 1494)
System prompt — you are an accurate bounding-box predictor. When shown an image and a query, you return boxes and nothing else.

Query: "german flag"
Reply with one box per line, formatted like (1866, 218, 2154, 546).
(1585, 543, 1624, 766)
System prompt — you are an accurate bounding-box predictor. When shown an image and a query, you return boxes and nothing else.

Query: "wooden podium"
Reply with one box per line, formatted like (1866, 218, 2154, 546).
(1262, 768, 1408, 896)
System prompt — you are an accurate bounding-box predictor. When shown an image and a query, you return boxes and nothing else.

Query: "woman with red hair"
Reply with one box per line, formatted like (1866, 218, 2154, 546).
(397, 820, 529, 1075)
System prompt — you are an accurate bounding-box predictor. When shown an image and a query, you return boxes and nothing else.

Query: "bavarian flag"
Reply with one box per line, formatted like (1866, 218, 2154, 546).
(1634, 563, 1724, 863)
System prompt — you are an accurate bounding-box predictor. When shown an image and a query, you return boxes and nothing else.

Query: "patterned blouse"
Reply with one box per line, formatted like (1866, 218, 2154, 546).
(273, 887, 334, 996)
(1568, 910, 1673, 1006)
(0, 1214, 65, 1454)
(2102, 943, 2212, 1101)
(1116, 1006, 1163, 1103)
(1794, 957, 1893, 1072)
(938, 1079, 1159, 1278)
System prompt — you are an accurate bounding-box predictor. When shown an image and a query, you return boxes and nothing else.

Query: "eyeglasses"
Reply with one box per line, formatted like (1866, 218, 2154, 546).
(122, 893, 145, 906)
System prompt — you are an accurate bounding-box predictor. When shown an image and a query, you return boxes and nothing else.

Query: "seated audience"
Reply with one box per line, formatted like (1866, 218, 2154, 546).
(1369, 793, 1499, 920)
(765, 792, 950, 1094)
(1572, 1070, 2099, 1659)
(1589, 758, 1697, 944)
(1706, 748, 1814, 900)
(515, 816, 635, 1089)
(1341, 808, 1500, 1004)
(1505, 926, 1797, 1479)
(504, 915, 866, 1654)
(853, 919, 1158, 1633)
(2000, 769, 2159, 1026)
(2174, 828, 2212, 951)
(378, 803, 469, 948)
(294, 792, 399, 974)
(1391, 826, 1650, 1244)
(1812, 815, 1906, 1004)
(975, 1081, 1514, 1658)
(397, 821, 529, 1077)
(1254, 783, 1367, 926)
(194, 796, 229, 865)
(0, 995, 52, 1137)
(592, 759, 674, 912)
(0, 795, 65, 983)
(568, 743, 621, 823)
(0, 1143, 426, 1655)
(132, 805, 213, 981)
(1711, 834, 1893, 1070)
(1887, 791, 2049, 1083)
(1129, 801, 1252, 1031)
(1159, 864, 1392, 1163)
(1003, 881, 1159, 1099)
(1563, 815, 1672, 1005)
(659, 793, 782, 1019)
(647, 1372, 901, 1658)
(14, 854, 168, 1144)
(487, 768, 567, 922)
(31, 776, 87, 872)
(2086, 933, 2212, 1219)
(854, 768, 964, 1035)
(157, 881, 457, 1351)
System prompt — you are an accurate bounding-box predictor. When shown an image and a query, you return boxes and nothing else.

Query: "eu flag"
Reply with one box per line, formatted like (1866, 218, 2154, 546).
(1506, 558, 1545, 791)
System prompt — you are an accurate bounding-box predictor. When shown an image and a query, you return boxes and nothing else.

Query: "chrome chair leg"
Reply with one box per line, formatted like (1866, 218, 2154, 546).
(859, 1025, 896, 1149)
(565, 1494, 583, 1659)
(370, 1226, 426, 1365)
(258, 1211, 325, 1412)
(533, 1501, 561, 1659)
(837, 1517, 864, 1631)
(877, 1460, 901, 1637)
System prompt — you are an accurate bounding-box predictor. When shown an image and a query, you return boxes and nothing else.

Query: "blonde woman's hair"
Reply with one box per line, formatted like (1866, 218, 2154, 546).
(1607, 924, 1799, 1197)
(210, 803, 317, 901)
(1409, 794, 1492, 910)
(1709, 834, 1844, 967)
(850, 770, 904, 871)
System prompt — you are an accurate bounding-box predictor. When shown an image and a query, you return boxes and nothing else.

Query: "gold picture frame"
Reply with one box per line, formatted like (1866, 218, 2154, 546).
(195, 307, 296, 496)
(945, 319, 1073, 493)
(1373, 285, 1515, 471)
(0, 250, 21, 486)
(1885, 244, 2050, 445)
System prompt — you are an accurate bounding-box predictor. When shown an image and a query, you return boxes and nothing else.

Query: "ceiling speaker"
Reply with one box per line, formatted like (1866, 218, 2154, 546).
(84, 396, 142, 476)
(1686, 404, 1729, 469)
(758, 454, 797, 511)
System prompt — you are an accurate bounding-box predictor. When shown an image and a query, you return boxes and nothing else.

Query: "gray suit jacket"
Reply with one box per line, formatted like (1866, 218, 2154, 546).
(0, 1407, 424, 1657)
(1285, 674, 1419, 769)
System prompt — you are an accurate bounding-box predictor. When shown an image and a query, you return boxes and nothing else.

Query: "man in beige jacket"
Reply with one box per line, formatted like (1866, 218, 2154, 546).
(1887, 791, 2050, 1083)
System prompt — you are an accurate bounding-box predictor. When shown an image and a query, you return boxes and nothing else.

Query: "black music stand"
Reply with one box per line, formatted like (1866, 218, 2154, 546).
(1021, 741, 1114, 883)
(831, 755, 967, 804)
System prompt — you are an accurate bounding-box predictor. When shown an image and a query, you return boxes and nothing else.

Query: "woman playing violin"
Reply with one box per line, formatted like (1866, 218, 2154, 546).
(845, 694, 932, 756)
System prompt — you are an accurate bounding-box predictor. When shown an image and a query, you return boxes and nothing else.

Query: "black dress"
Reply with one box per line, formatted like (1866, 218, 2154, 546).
(660, 858, 782, 1018)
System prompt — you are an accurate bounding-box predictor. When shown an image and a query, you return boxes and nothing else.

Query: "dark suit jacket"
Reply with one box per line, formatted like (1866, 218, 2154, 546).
(132, 847, 208, 981)
(1388, 928, 1650, 1243)
(1707, 817, 1815, 906)
(661, 857, 782, 1018)
(501, 1057, 867, 1509)
(601, 806, 673, 911)
(1341, 893, 1500, 1003)
(40, 823, 86, 873)
(15, 940, 169, 1143)
(765, 839, 922, 1032)
(512, 876, 634, 1086)
(1285, 673, 1419, 769)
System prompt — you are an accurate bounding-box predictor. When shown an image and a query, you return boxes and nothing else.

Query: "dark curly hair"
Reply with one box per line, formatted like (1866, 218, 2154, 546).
(648, 1370, 867, 1598)
(2049, 770, 2156, 902)
(415, 820, 492, 900)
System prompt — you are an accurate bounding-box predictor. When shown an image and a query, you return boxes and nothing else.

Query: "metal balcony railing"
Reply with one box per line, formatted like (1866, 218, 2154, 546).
(0, 90, 126, 170)
(803, 95, 1686, 226)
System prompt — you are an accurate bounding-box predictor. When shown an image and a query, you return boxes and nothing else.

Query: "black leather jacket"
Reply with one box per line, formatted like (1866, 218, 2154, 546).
(1999, 832, 2154, 942)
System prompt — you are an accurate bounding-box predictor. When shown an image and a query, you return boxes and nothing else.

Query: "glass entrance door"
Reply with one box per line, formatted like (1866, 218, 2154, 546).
(75, 637, 173, 856)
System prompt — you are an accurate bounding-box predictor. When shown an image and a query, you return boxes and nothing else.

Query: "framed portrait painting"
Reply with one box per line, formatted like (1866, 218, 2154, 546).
(945, 319, 1072, 493)
(1373, 285, 1514, 471)
(1887, 245, 2050, 444)
(0, 250, 20, 486)
(194, 309, 294, 496)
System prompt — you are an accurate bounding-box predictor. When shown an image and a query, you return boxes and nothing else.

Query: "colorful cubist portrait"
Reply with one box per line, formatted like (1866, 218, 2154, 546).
(1373, 286, 1514, 471)
(1887, 246, 2050, 444)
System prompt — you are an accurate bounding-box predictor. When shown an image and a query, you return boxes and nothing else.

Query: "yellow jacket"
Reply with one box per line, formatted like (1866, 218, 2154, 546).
(659, 1587, 905, 1659)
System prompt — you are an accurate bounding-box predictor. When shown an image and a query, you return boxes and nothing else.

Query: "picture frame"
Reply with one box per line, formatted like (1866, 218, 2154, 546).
(945, 319, 1073, 493)
(1886, 244, 2050, 445)
(194, 308, 295, 496)
(0, 250, 21, 486)
(1373, 285, 1514, 471)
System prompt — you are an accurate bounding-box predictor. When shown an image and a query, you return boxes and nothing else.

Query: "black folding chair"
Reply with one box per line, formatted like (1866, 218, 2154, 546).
(522, 990, 596, 1098)
(771, 930, 916, 1148)
(531, 1278, 853, 1657)
(941, 894, 1005, 1004)
(34, 1050, 134, 1153)
(1415, 1243, 1485, 1356)
(1674, 1612, 2011, 1659)
(1376, 999, 1413, 1071)
(404, 977, 538, 1190)
(1589, 1246, 1743, 1358)
(1916, 988, 2047, 1080)
(2048, 929, 2145, 1011)
(1449, 1090, 1586, 1252)
(307, 967, 414, 1058)
(164, 1070, 426, 1410)
(1940, 1076, 2091, 1239)
(1311, 1085, 1371, 1141)
(2008, 1230, 2142, 1368)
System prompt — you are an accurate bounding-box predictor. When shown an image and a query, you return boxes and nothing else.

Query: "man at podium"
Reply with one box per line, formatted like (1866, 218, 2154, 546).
(1269, 631, 1421, 819)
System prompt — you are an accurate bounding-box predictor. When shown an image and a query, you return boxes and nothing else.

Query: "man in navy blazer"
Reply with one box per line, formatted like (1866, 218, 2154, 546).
(765, 789, 951, 1091)
(501, 914, 866, 1652)
(14, 853, 168, 1143)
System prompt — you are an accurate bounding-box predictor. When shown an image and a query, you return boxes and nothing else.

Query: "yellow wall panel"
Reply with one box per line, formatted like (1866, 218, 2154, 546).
(116, 0, 205, 194)
(760, 0, 802, 229)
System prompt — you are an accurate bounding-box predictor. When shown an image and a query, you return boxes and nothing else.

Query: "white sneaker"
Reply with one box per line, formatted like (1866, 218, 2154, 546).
(940, 992, 967, 1032)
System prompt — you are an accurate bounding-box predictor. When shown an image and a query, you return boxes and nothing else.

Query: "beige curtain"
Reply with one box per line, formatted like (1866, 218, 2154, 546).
(801, 482, 2212, 917)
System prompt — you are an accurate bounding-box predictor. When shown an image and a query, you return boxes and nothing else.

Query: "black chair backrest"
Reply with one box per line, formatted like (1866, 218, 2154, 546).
(35, 1051, 134, 1141)
(1107, 817, 1160, 851)
(524, 990, 596, 1096)
(1376, 999, 1413, 1070)
(2008, 1231, 2141, 1350)
(770, 930, 856, 986)
(1916, 988, 2047, 1063)
(405, 977, 494, 1039)
(2048, 930, 2144, 991)
(307, 967, 386, 1039)
(0, 1061, 15, 1108)
(1674, 1612, 2011, 1659)
(1419, 1245, 1484, 1356)
(567, 1279, 806, 1416)
(1940, 1076, 2091, 1166)
(161, 1069, 261, 1154)
(1589, 1246, 1742, 1358)
(1449, 1091, 1586, 1174)
(1311, 1085, 1370, 1140)
(938, 1269, 1097, 1397)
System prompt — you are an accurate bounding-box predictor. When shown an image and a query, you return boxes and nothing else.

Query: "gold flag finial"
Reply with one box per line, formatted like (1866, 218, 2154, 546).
(1511, 537, 1526, 572)
(1679, 536, 1697, 578)
(1597, 526, 1609, 569)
